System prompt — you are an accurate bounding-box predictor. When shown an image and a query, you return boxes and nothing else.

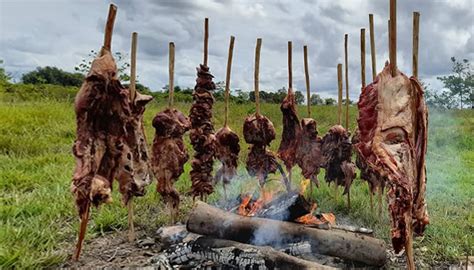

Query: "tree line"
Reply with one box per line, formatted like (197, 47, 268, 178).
(0, 55, 472, 109)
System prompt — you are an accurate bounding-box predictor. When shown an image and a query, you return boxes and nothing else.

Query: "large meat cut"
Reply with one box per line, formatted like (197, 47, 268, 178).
(215, 126, 240, 189)
(277, 89, 301, 189)
(355, 63, 429, 253)
(321, 125, 356, 195)
(244, 114, 287, 187)
(72, 49, 152, 216)
(295, 118, 324, 187)
(151, 108, 191, 210)
(189, 65, 216, 199)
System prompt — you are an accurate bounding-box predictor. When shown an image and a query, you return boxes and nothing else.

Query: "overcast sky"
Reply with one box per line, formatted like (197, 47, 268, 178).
(1, 0, 473, 100)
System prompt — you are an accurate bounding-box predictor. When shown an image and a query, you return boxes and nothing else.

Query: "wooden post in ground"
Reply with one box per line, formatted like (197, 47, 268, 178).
(412, 12, 420, 78)
(287, 41, 293, 185)
(303, 45, 313, 195)
(344, 34, 349, 130)
(389, 0, 397, 76)
(75, 4, 117, 261)
(168, 42, 175, 108)
(203, 18, 209, 66)
(369, 14, 377, 81)
(127, 31, 138, 242)
(254, 38, 262, 117)
(336, 63, 343, 203)
(224, 36, 235, 127)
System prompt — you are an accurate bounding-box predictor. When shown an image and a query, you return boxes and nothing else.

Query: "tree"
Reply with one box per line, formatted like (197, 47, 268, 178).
(22, 66, 84, 87)
(324, 98, 336, 105)
(437, 57, 473, 109)
(294, 90, 305, 104)
(75, 50, 131, 82)
(0, 60, 11, 86)
(310, 94, 323, 105)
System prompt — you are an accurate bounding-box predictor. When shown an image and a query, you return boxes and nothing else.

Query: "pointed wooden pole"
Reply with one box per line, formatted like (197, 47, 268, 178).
(254, 38, 262, 117)
(369, 14, 377, 81)
(412, 12, 420, 78)
(389, 0, 397, 76)
(127, 31, 138, 243)
(304, 45, 311, 118)
(361, 29, 366, 89)
(74, 202, 90, 261)
(101, 4, 117, 55)
(224, 36, 235, 127)
(287, 41, 293, 186)
(168, 42, 175, 108)
(344, 34, 349, 130)
(336, 63, 343, 203)
(203, 18, 209, 66)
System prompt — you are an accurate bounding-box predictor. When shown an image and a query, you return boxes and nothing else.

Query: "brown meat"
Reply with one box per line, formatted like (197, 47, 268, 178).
(278, 89, 301, 171)
(151, 108, 191, 209)
(355, 63, 429, 253)
(295, 118, 323, 187)
(72, 50, 131, 216)
(189, 65, 216, 199)
(243, 114, 276, 146)
(215, 126, 240, 186)
(321, 125, 356, 195)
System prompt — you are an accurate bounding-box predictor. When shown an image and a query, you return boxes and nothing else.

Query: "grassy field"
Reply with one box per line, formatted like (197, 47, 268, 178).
(0, 96, 473, 268)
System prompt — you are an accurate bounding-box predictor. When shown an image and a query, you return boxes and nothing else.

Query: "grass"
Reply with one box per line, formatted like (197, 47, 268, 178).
(0, 96, 472, 268)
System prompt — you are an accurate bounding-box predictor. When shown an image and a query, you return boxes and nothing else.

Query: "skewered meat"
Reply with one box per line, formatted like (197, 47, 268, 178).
(278, 89, 301, 173)
(295, 118, 323, 187)
(189, 65, 216, 199)
(321, 125, 356, 195)
(215, 126, 240, 186)
(244, 114, 287, 187)
(151, 108, 191, 209)
(355, 63, 429, 253)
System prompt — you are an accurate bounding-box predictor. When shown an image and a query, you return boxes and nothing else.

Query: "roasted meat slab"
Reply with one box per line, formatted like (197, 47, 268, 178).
(355, 63, 429, 253)
(215, 126, 240, 187)
(278, 89, 301, 174)
(295, 118, 323, 187)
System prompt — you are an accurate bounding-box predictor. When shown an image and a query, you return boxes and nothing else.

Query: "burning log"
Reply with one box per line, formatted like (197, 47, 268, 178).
(187, 201, 387, 266)
(153, 236, 334, 269)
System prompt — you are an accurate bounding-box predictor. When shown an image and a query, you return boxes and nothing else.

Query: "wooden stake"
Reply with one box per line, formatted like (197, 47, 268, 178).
(129, 32, 138, 103)
(303, 45, 311, 118)
(389, 0, 397, 76)
(344, 34, 349, 129)
(337, 64, 343, 125)
(168, 42, 175, 108)
(224, 36, 235, 127)
(369, 188, 374, 212)
(347, 189, 351, 209)
(378, 186, 383, 218)
(412, 12, 420, 78)
(405, 215, 415, 270)
(361, 28, 366, 89)
(74, 202, 90, 261)
(102, 4, 117, 54)
(254, 38, 262, 116)
(288, 41, 293, 91)
(203, 18, 209, 66)
(127, 198, 135, 242)
(369, 14, 377, 81)
(388, 19, 391, 62)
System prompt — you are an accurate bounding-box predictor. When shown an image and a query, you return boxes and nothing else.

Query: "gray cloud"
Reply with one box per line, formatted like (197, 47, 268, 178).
(1, 0, 472, 100)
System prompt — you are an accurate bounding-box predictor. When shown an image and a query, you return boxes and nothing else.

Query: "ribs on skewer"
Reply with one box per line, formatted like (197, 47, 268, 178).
(295, 118, 324, 188)
(151, 108, 191, 212)
(355, 63, 429, 254)
(215, 126, 240, 192)
(189, 65, 216, 199)
(321, 125, 356, 195)
(277, 89, 301, 191)
(244, 114, 288, 187)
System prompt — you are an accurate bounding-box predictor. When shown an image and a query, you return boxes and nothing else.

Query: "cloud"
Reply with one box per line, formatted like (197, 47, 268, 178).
(1, 0, 472, 100)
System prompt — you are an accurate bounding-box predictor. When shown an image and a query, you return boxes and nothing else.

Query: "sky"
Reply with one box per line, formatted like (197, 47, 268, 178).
(1, 0, 473, 100)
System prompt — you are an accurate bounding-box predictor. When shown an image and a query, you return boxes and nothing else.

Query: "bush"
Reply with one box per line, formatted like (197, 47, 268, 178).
(22, 66, 84, 87)
(3, 84, 78, 102)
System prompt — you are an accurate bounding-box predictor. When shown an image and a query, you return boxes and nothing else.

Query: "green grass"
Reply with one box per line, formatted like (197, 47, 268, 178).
(0, 97, 472, 268)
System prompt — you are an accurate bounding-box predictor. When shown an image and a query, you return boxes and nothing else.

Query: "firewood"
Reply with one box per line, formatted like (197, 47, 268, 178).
(187, 201, 387, 266)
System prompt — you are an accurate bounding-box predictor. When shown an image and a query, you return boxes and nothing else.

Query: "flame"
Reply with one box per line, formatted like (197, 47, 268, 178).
(237, 188, 275, 217)
(299, 179, 310, 195)
(295, 203, 336, 226)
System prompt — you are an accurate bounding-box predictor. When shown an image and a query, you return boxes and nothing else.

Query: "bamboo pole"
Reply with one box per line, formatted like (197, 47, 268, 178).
(224, 36, 235, 127)
(344, 34, 349, 130)
(288, 41, 293, 91)
(303, 45, 311, 118)
(412, 12, 420, 78)
(102, 4, 117, 54)
(369, 14, 377, 81)
(361, 28, 366, 89)
(254, 38, 262, 116)
(129, 32, 137, 102)
(337, 64, 343, 126)
(203, 18, 209, 66)
(168, 42, 175, 108)
(127, 32, 138, 243)
(389, 0, 397, 76)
